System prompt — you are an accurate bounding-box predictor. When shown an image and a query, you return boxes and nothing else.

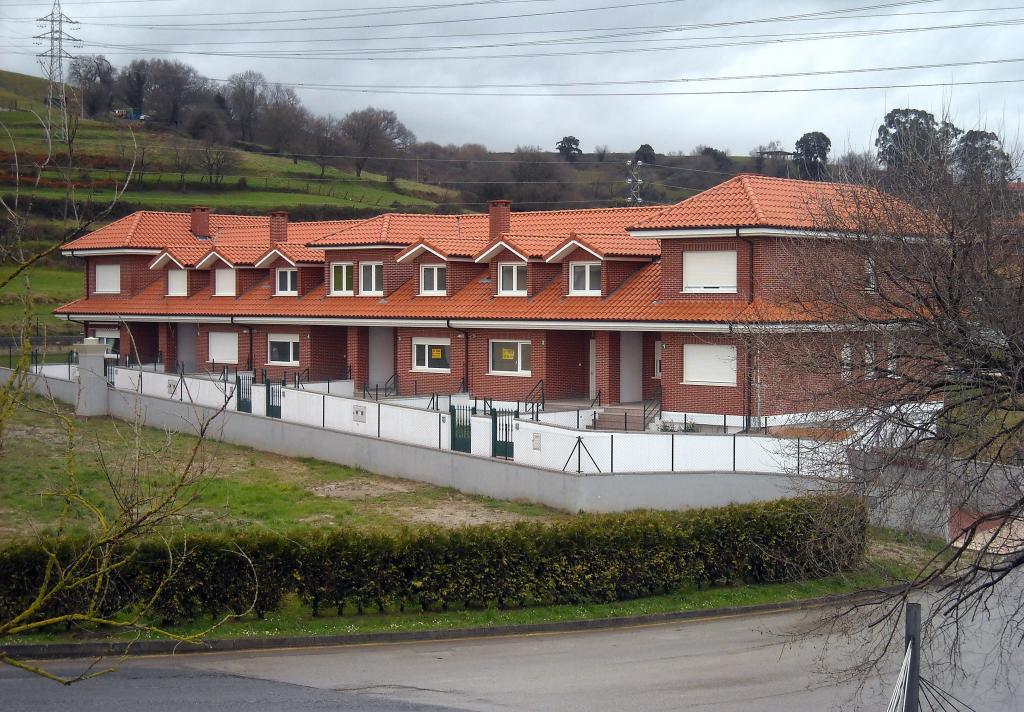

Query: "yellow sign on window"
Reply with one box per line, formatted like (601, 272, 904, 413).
(501, 348, 516, 360)
(431, 348, 443, 359)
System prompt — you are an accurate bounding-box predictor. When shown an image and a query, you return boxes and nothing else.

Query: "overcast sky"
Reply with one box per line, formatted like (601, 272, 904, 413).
(3, 0, 1022, 155)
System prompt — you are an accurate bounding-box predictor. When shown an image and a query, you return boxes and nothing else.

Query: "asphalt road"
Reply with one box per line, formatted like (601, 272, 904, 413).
(3, 605, 1020, 711)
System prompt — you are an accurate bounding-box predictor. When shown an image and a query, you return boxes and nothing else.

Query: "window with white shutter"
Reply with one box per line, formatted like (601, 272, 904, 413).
(167, 269, 187, 296)
(682, 251, 737, 293)
(94, 264, 121, 294)
(214, 268, 235, 296)
(683, 344, 737, 386)
(208, 332, 238, 364)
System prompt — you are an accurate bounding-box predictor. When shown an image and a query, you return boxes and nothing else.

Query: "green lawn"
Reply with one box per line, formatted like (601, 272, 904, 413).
(0, 266, 83, 337)
(0, 395, 559, 541)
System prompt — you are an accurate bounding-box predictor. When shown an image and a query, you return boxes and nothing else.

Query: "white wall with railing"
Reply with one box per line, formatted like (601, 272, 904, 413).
(101, 365, 845, 477)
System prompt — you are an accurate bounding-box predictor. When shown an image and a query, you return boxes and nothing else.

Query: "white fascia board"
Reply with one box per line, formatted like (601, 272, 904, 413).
(234, 316, 448, 328)
(396, 243, 448, 263)
(545, 240, 603, 263)
(148, 252, 184, 269)
(475, 241, 528, 263)
(448, 319, 733, 333)
(61, 248, 162, 257)
(56, 313, 233, 324)
(254, 249, 295, 268)
(194, 251, 234, 269)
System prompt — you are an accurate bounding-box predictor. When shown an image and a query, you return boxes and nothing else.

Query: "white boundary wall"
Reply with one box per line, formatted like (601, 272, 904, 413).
(2, 366, 837, 512)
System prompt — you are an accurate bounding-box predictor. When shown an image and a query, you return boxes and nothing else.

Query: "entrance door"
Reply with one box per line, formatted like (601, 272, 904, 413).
(588, 338, 597, 400)
(177, 323, 198, 373)
(619, 331, 642, 403)
(368, 326, 395, 388)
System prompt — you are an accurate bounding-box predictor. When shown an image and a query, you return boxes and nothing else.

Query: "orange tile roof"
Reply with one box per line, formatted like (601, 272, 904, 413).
(56, 261, 810, 325)
(631, 174, 893, 232)
(62, 211, 363, 265)
(546, 232, 661, 260)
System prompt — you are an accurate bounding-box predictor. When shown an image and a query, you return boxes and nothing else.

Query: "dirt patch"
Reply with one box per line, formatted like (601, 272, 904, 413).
(310, 477, 426, 500)
(386, 499, 531, 528)
(868, 540, 934, 567)
(5, 424, 64, 442)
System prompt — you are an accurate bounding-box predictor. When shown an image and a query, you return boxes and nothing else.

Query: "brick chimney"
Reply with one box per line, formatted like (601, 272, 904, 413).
(488, 200, 511, 241)
(269, 210, 288, 243)
(190, 206, 210, 238)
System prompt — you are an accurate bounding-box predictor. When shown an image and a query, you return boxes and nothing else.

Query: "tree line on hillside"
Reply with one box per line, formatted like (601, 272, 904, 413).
(51, 56, 1019, 209)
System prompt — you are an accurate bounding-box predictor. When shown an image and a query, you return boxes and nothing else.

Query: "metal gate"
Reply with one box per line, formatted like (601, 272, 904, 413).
(236, 372, 253, 413)
(450, 405, 472, 453)
(265, 375, 283, 419)
(491, 408, 518, 459)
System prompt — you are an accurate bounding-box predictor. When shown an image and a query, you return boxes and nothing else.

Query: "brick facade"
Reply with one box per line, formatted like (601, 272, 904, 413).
(322, 248, 411, 297)
(86, 255, 161, 298)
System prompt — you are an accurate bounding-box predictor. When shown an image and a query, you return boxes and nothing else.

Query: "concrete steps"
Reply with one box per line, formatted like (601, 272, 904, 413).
(588, 404, 657, 432)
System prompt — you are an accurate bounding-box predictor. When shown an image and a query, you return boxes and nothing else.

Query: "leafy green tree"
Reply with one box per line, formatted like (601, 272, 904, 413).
(555, 136, 583, 162)
(634, 144, 656, 165)
(875, 108, 961, 182)
(793, 131, 831, 180)
(954, 129, 1012, 185)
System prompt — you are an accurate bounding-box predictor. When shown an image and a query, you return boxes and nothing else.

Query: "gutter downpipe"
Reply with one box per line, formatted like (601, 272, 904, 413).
(737, 228, 755, 433)
(447, 318, 472, 395)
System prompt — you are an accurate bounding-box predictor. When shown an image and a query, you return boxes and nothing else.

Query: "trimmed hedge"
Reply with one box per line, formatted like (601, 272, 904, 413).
(0, 497, 866, 628)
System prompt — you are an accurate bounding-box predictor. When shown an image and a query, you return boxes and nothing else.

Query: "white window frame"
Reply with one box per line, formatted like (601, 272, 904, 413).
(420, 264, 447, 296)
(360, 262, 384, 296)
(654, 340, 664, 379)
(207, 331, 239, 365)
(488, 339, 532, 377)
(498, 262, 527, 296)
(411, 337, 452, 373)
(864, 343, 877, 379)
(841, 344, 853, 382)
(682, 343, 737, 387)
(682, 250, 738, 293)
(569, 261, 602, 296)
(214, 267, 235, 296)
(167, 268, 187, 296)
(329, 262, 354, 295)
(267, 333, 300, 366)
(94, 328, 120, 353)
(94, 264, 121, 294)
(275, 267, 298, 296)
(865, 257, 879, 293)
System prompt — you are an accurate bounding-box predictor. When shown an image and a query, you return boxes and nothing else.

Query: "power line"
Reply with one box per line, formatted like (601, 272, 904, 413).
(69, 0, 696, 30)
(194, 56, 1024, 92)
(67, 18, 1024, 61)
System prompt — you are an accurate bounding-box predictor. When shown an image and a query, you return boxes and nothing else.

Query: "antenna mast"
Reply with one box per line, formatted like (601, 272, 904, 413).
(35, 0, 81, 140)
(626, 160, 644, 204)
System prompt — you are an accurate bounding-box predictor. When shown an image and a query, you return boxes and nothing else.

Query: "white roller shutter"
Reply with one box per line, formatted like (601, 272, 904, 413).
(94, 264, 121, 293)
(682, 250, 737, 292)
(683, 344, 737, 386)
(208, 332, 238, 364)
(167, 269, 187, 296)
(214, 268, 235, 296)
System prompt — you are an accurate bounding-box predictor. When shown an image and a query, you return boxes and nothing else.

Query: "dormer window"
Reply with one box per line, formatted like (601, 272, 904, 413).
(214, 267, 235, 296)
(167, 268, 187, 296)
(94, 264, 121, 294)
(330, 262, 354, 295)
(276, 267, 298, 296)
(420, 264, 447, 296)
(360, 262, 384, 296)
(498, 262, 527, 296)
(569, 262, 601, 295)
(682, 250, 737, 293)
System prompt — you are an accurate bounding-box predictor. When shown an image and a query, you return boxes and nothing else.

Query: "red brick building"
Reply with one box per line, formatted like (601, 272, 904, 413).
(56, 175, 879, 428)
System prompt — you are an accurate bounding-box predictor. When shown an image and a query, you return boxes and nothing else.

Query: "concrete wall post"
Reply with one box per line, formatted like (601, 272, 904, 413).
(72, 337, 109, 417)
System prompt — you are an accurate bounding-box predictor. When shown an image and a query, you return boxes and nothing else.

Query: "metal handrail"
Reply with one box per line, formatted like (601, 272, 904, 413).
(523, 379, 545, 420)
(589, 389, 602, 409)
(642, 384, 663, 427)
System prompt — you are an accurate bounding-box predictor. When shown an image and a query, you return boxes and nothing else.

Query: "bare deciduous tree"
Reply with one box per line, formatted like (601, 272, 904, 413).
(757, 111, 1024, 673)
(226, 70, 267, 143)
(340, 107, 415, 178)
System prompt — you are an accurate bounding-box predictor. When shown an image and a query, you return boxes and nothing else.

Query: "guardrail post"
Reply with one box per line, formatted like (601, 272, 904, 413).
(732, 433, 736, 472)
(610, 432, 614, 473)
(671, 432, 675, 472)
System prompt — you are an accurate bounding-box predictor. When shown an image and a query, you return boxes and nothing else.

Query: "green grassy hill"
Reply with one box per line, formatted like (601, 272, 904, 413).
(0, 69, 449, 216)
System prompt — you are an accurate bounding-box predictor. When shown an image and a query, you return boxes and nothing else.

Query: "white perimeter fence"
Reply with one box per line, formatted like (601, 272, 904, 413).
(100, 366, 845, 476)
